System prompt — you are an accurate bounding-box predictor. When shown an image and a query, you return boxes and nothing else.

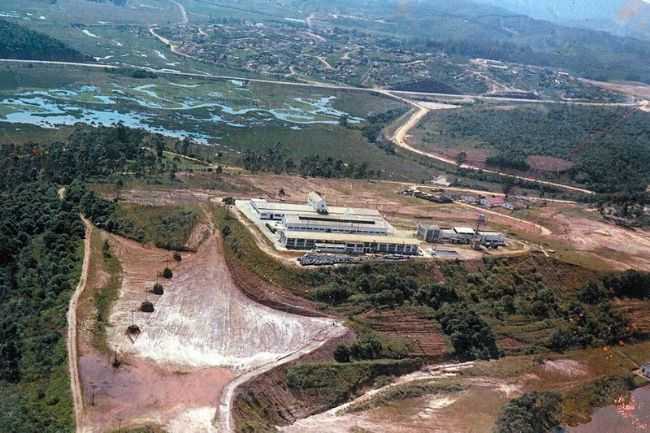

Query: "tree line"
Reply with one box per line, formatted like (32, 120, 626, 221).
(241, 142, 378, 179)
(0, 19, 88, 62)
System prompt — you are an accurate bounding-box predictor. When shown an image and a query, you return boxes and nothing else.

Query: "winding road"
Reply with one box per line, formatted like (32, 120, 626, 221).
(389, 103, 597, 195)
(217, 324, 347, 433)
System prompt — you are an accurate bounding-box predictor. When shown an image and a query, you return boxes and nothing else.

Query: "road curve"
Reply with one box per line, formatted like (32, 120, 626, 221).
(67, 217, 92, 433)
(216, 324, 347, 433)
(169, 0, 188, 25)
(390, 104, 596, 195)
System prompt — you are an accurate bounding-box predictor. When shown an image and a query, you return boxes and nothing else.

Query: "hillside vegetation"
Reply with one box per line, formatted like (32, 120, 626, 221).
(418, 105, 650, 193)
(0, 19, 88, 62)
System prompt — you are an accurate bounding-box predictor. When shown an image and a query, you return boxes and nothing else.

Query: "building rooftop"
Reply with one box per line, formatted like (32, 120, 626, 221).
(282, 230, 420, 245)
(454, 227, 476, 235)
(252, 199, 382, 218)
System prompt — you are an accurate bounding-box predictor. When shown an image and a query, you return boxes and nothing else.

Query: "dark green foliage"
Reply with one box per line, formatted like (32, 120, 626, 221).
(494, 392, 562, 433)
(415, 283, 459, 309)
(349, 335, 384, 360)
(486, 153, 531, 171)
(0, 182, 83, 432)
(311, 264, 435, 308)
(80, 192, 144, 241)
(333, 345, 351, 363)
(551, 303, 631, 351)
(241, 142, 379, 179)
(108, 68, 158, 79)
(602, 270, 650, 299)
(334, 335, 405, 363)
(361, 108, 407, 152)
(152, 283, 164, 295)
(313, 284, 351, 305)
(140, 301, 155, 313)
(426, 105, 650, 192)
(0, 124, 172, 188)
(162, 267, 173, 279)
(436, 303, 501, 360)
(286, 359, 422, 406)
(577, 281, 608, 304)
(0, 19, 87, 62)
(221, 225, 232, 237)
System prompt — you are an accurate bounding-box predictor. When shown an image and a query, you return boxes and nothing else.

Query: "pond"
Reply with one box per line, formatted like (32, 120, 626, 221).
(566, 385, 650, 433)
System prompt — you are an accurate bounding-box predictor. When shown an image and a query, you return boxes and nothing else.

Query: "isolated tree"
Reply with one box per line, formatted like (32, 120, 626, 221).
(173, 252, 182, 262)
(333, 345, 351, 363)
(221, 225, 232, 238)
(162, 267, 173, 279)
(456, 151, 467, 166)
(152, 283, 164, 295)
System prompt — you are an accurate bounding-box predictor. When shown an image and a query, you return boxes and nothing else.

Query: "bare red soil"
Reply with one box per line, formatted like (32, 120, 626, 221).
(358, 309, 449, 359)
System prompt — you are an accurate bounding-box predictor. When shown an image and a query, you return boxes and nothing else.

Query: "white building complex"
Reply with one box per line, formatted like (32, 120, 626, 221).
(247, 193, 420, 255)
(416, 224, 506, 247)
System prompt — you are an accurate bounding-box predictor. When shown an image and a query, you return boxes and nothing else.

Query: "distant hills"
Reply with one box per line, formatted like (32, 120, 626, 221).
(316, 0, 650, 83)
(0, 19, 89, 62)
(473, 0, 650, 40)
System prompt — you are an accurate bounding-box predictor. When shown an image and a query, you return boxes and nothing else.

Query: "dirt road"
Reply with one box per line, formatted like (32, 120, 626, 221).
(280, 362, 475, 433)
(169, 0, 188, 25)
(389, 104, 596, 195)
(456, 201, 552, 236)
(218, 324, 347, 433)
(67, 217, 92, 433)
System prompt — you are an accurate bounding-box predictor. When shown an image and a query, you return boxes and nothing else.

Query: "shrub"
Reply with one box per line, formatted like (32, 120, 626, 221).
(334, 345, 351, 363)
(578, 281, 608, 304)
(603, 270, 650, 299)
(162, 267, 173, 279)
(436, 303, 501, 360)
(140, 301, 154, 313)
(350, 335, 384, 360)
(494, 392, 562, 433)
(152, 283, 164, 295)
(173, 252, 182, 262)
(313, 284, 350, 305)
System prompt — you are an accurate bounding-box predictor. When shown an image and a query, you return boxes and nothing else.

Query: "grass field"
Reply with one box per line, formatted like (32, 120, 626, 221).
(114, 203, 198, 251)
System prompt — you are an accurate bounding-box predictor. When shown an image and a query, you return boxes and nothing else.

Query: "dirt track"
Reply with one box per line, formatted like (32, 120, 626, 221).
(390, 103, 596, 195)
(67, 217, 92, 433)
(74, 213, 344, 433)
(106, 223, 335, 370)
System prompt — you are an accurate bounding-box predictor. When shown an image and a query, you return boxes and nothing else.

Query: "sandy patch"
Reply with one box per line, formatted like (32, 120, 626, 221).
(542, 359, 589, 377)
(106, 227, 334, 370)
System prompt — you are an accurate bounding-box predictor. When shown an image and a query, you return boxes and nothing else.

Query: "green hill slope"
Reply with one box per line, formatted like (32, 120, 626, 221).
(0, 19, 88, 62)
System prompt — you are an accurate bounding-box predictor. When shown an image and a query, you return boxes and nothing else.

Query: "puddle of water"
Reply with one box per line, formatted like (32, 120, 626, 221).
(0, 96, 210, 143)
(566, 386, 650, 433)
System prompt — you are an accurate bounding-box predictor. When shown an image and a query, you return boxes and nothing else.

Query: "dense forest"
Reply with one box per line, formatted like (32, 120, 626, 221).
(0, 124, 178, 188)
(0, 182, 83, 432)
(423, 105, 650, 193)
(0, 19, 88, 62)
(241, 142, 377, 179)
